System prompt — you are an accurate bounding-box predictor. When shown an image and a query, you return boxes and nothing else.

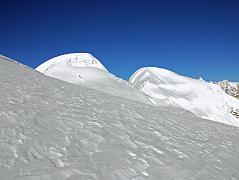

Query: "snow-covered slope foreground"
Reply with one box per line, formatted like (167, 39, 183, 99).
(1, 56, 239, 180)
(36, 53, 150, 104)
(130, 67, 239, 127)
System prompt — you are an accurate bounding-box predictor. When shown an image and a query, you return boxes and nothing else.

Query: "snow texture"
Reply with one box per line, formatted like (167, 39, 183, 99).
(1, 56, 239, 180)
(37, 54, 239, 127)
(129, 67, 239, 127)
(36, 53, 151, 104)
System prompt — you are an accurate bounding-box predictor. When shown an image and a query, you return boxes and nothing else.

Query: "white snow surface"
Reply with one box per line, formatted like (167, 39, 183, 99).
(129, 67, 239, 127)
(36, 53, 151, 104)
(1, 56, 239, 180)
(36, 53, 108, 73)
(37, 54, 239, 127)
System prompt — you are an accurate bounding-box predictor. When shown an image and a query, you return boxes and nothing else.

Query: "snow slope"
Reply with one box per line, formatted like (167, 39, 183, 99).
(36, 53, 151, 104)
(130, 67, 239, 127)
(1, 56, 239, 180)
(36, 54, 239, 127)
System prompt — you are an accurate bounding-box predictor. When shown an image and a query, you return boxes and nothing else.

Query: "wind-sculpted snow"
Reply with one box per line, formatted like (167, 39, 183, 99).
(1, 57, 239, 180)
(36, 53, 151, 104)
(130, 67, 239, 127)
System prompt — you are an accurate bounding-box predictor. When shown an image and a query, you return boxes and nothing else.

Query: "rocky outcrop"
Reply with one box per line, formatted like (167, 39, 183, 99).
(218, 80, 239, 98)
(230, 107, 239, 118)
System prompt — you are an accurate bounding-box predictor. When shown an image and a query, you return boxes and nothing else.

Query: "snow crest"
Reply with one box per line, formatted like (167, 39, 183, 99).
(36, 53, 108, 73)
(130, 67, 239, 127)
(36, 53, 151, 104)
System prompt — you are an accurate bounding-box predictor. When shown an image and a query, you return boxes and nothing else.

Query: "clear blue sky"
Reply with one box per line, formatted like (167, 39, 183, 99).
(0, 0, 239, 81)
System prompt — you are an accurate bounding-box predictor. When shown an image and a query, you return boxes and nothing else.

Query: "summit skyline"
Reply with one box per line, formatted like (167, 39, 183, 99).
(1, 0, 239, 81)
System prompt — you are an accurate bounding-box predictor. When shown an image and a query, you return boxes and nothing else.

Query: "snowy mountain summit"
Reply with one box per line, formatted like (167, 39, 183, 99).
(36, 53, 108, 73)
(36, 54, 239, 127)
(35, 53, 111, 88)
(130, 67, 239, 126)
(36, 53, 151, 104)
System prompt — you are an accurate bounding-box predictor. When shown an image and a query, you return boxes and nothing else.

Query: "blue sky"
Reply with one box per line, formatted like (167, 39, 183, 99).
(0, 0, 239, 81)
